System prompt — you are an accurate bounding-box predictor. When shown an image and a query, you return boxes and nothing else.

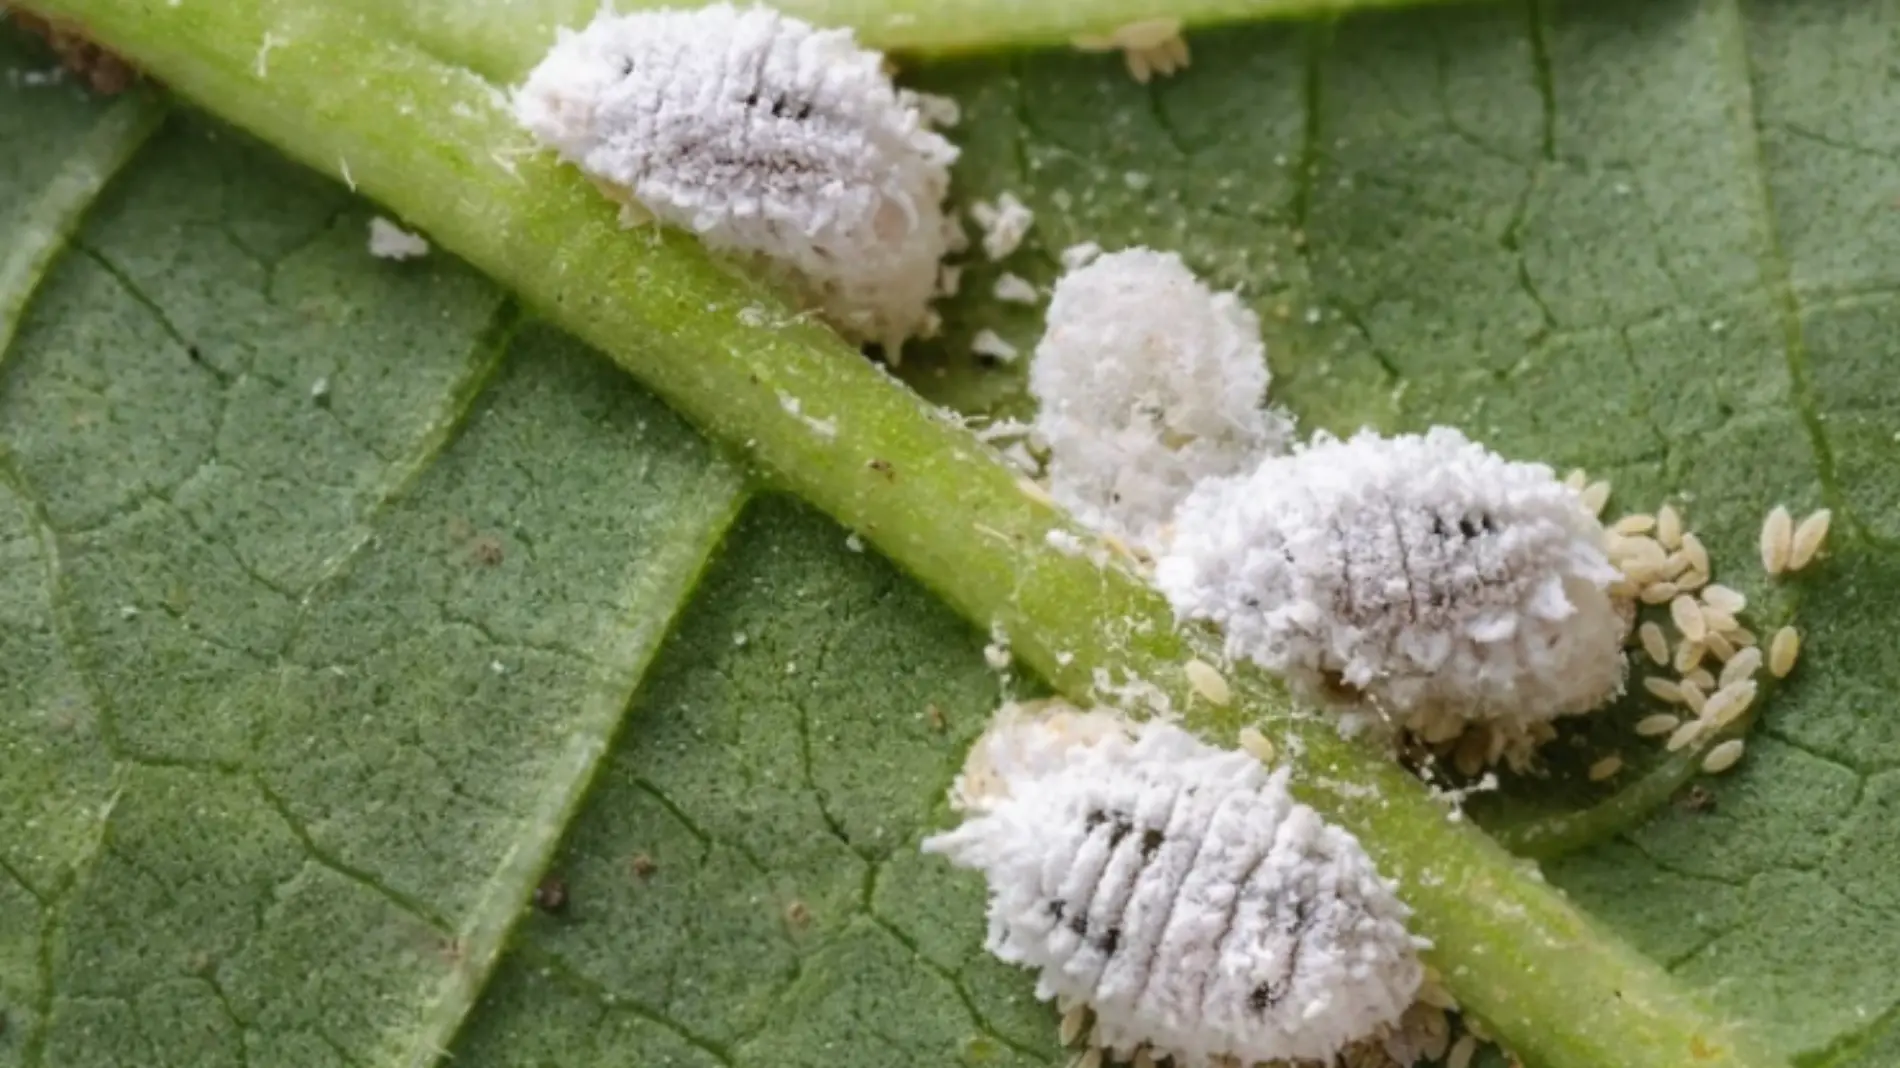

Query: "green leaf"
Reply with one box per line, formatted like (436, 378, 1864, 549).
(1, 66, 748, 1064)
(1, 1, 1892, 1067)
(14, 9, 1752, 1068)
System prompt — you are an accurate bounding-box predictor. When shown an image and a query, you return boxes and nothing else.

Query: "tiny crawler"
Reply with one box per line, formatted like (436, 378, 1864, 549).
(513, 3, 959, 354)
(367, 216, 429, 261)
(1072, 18, 1191, 84)
(924, 705, 1424, 1066)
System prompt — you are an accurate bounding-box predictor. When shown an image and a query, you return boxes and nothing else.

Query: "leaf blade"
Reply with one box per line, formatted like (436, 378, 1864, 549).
(6, 3, 1788, 1066)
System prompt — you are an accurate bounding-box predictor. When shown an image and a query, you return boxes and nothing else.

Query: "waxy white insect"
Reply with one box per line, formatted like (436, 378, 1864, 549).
(970, 192, 1035, 260)
(1030, 248, 1290, 549)
(1157, 427, 1630, 735)
(367, 217, 429, 260)
(924, 704, 1424, 1066)
(513, 3, 959, 353)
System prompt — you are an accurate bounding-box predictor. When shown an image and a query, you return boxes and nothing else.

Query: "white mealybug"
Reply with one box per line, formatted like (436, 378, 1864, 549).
(1029, 248, 1291, 549)
(923, 704, 1424, 1066)
(1156, 427, 1630, 745)
(513, 3, 959, 353)
(367, 216, 429, 260)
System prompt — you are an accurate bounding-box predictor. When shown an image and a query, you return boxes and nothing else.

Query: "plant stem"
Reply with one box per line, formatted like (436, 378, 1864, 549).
(18, 3, 1785, 1067)
(330, 0, 1448, 85)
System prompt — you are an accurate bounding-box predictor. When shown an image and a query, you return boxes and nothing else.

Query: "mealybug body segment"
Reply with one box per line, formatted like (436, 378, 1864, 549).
(514, 3, 958, 352)
(1157, 427, 1629, 737)
(924, 707, 1422, 1065)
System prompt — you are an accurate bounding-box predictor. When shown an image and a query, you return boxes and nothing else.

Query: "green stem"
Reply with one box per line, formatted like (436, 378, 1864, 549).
(19, 3, 1784, 1067)
(339, 0, 1453, 84)
(1488, 703, 1763, 859)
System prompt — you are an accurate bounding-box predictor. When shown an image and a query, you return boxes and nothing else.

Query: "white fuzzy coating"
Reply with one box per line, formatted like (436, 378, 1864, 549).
(513, 4, 958, 352)
(1029, 248, 1290, 548)
(367, 217, 429, 260)
(1156, 427, 1629, 728)
(924, 707, 1422, 1066)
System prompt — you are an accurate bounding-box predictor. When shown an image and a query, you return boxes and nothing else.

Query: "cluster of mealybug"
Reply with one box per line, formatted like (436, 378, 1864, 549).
(1157, 427, 1630, 737)
(513, 3, 958, 353)
(924, 705, 1424, 1066)
(1029, 249, 1293, 549)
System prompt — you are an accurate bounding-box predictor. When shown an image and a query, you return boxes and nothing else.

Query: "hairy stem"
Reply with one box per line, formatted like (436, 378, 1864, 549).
(18, 3, 1785, 1067)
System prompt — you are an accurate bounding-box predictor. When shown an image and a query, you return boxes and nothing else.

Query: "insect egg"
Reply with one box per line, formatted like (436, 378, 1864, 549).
(1184, 658, 1232, 706)
(1638, 621, 1670, 665)
(1635, 712, 1682, 737)
(1760, 506, 1794, 574)
(1702, 738, 1746, 774)
(923, 706, 1424, 1066)
(1789, 509, 1832, 571)
(1769, 625, 1801, 678)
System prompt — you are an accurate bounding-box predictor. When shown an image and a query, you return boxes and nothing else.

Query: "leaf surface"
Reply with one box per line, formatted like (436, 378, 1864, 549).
(2, 1, 1897, 1066)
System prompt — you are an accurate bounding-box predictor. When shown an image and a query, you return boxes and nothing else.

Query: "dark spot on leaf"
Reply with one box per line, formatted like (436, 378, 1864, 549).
(784, 899, 811, 929)
(436, 935, 467, 966)
(1140, 828, 1164, 858)
(1317, 669, 1361, 702)
(1067, 913, 1088, 936)
(1098, 926, 1121, 956)
(629, 854, 657, 880)
(533, 876, 569, 914)
(467, 535, 504, 567)
(11, 10, 138, 94)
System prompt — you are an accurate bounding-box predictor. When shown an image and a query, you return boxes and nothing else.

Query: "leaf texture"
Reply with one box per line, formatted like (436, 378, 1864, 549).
(3, 1, 1898, 1066)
